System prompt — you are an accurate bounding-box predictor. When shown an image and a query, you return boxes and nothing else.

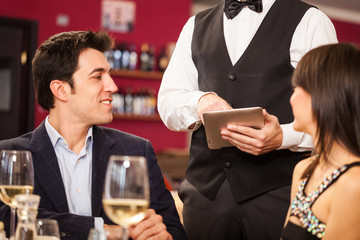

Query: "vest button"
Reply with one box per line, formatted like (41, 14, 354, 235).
(225, 162, 231, 168)
(60, 231, 72, 237)
(228, 74, 236, 81)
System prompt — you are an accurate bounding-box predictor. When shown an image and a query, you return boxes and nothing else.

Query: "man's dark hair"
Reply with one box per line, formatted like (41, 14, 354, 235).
(32, 30, 114, 110)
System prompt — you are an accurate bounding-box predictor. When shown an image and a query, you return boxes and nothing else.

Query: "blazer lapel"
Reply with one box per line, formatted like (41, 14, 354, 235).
(91, 126, 116, 217)
(27, 122, 69, 213)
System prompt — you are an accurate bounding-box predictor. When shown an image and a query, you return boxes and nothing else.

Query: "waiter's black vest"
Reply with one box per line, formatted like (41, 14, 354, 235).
(188, 0, 312, 202)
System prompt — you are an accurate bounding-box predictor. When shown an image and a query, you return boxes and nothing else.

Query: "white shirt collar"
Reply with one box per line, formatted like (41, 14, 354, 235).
(44, 115, 93, 149)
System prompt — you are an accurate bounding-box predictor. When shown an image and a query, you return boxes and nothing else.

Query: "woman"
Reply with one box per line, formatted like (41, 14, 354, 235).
(282, 43, 360, 239)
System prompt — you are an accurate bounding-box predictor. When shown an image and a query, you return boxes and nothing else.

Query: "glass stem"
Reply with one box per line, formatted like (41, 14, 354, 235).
(122, 227, 128, 240)
(10, 207, 16, 240)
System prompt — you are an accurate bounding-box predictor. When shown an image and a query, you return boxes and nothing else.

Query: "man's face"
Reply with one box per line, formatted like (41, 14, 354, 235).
(67, 48, 118, 126)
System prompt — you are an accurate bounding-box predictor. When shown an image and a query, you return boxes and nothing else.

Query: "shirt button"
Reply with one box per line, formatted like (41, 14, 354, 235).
(228, 74, 236, 81)
(77, 188, 81, 193)
(76, 159, 80, 164)
(225, 162, 231, 168)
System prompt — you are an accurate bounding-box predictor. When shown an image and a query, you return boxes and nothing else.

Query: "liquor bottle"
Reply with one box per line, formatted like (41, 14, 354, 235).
(148, 88, 157, 116)
(113, 43, 122, 70)
(142, 87, 149, 116)
(104, 50, 114, 69)
(117, 87, 125, 114)
(121, 44, 130, 70)
(157, 47, 169, 72)
(124, 87, 133, 115)
(132, 89, 141, 116)
(147, 45, 156, 71)
(140, 43, 149, 72)
(140, 87, 147, 116)
(112, 89, 124, 115)
(128, 44, 138, 71)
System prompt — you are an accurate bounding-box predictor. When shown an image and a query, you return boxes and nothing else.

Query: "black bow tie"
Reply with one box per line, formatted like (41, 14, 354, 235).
(224, 0, 263, 19)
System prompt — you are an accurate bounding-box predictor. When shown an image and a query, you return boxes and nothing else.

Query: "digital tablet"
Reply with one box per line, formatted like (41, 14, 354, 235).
(203, 107, 264, 149)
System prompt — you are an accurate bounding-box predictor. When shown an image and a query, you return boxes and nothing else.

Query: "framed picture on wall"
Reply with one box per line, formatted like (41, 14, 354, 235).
(102, 0, 136, 33)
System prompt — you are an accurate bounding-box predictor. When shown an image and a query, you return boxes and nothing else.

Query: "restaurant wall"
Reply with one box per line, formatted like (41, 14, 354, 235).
(0, 0, 192, 152)
(332, 19, 360, 47)
(1, 0, 360, 152)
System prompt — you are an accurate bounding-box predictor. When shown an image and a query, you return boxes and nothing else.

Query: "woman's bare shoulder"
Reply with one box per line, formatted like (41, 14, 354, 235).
(293, 156, 315, 180)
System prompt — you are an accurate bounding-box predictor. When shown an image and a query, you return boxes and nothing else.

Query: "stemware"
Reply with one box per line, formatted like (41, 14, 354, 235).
(87, 228, 106, 240)
(36, 219, 60, 240)
(102, 155, 150, 240)
(0, 150, 34, 240)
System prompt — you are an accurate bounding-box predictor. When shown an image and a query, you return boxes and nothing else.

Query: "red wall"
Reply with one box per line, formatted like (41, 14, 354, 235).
(332, 19, 360, 47)
(0, 0, 191, 153)
(0, 0, 191, 48)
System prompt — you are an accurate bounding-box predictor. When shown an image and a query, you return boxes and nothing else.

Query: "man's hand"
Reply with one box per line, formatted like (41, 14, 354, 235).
(197, 93, 232, 123)
(128, 209, 173, 240)
(221, 109, 283, 155)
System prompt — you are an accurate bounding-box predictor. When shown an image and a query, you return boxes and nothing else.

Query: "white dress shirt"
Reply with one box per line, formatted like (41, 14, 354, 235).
(158, 0, 338, 151)
(45, 116, 104, 230)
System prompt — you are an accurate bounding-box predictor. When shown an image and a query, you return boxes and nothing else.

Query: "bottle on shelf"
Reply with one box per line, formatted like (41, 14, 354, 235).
(124, 87, 133, 115)
(121, 43, 130, 70)
(112, 87, 125, 114)
(148, 88, 157, 116)
(140, 43, 150, 72)
(166, 42, 176, 60)
(104, 50, 114, 69)
(148, 45, 156, 72)
(113, 43, 122, 70)
(158, 47, 169, 72)
(132, 88, 141, 116)
(142, 87, 150, 116)
(128, 44, 138, 71)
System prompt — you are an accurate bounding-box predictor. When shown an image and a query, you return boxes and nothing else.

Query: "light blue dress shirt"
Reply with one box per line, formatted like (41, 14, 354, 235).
(45, 116, 104, 231)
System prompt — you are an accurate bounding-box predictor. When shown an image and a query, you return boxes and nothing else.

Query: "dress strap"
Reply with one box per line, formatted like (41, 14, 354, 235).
(346, 161, 360, 168)
(311, 160, 360, 201)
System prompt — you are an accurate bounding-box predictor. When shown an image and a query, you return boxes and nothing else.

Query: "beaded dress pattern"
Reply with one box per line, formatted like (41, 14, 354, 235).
(290, 161, 360, 239)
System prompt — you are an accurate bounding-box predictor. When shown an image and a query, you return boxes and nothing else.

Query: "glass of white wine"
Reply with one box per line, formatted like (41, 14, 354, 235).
(103, 155, 150, 240)
(0, 150, 34, 240)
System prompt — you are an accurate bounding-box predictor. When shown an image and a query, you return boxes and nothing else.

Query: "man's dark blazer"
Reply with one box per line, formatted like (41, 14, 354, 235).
(0, 121, 187, 240)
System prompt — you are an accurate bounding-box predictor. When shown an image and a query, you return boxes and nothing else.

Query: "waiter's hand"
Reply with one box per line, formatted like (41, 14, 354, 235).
(221, 109, 283, 155)
(197, 93, 232, 123)
(128, 209, 173, 240)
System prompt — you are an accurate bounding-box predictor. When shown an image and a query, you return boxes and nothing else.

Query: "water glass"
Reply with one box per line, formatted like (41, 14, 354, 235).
(36, 219, 60, 240)
(87, 228, 106, 240)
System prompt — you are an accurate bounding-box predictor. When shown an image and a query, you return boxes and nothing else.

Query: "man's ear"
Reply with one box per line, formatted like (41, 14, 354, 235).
(49, 80, 70, 102)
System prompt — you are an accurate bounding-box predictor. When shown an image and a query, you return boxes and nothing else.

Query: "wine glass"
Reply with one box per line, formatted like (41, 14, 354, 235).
(103, 155, 150, 240)
(36, 219, 60, 240)
(0, 150, 34, 240)
(87, 228, 106, 240)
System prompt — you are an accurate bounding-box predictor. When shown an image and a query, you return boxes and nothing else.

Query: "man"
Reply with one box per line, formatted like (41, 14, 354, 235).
(0, 30, 187, 240)
(157, 0, 337, 239)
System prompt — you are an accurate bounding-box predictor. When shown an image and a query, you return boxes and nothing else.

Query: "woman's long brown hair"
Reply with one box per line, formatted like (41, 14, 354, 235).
(291, 43, 360, 178)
